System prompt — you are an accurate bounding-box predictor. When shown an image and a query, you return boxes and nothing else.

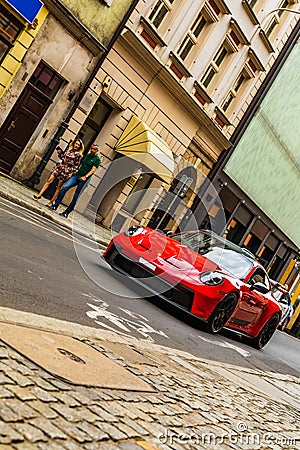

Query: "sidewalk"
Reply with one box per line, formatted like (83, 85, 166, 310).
(0, 174, 300, 449)
(0, 173, 114, 247)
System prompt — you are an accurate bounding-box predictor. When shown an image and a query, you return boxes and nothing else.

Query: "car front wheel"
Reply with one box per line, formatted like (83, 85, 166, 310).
(206, 294, 238, 334)
(252, 313, 281, 350)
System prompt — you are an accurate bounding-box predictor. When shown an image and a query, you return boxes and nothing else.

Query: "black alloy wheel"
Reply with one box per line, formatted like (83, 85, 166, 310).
(206, 294, 238, 334)
(252, 313, 281, 350)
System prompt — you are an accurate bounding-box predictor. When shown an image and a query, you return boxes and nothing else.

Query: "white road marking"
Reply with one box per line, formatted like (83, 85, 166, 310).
(198, 334, 251, 357)
(84, 293, 169, 342)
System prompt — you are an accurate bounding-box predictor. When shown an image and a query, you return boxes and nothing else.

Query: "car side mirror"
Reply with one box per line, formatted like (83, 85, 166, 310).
(250, 282, 269, 294)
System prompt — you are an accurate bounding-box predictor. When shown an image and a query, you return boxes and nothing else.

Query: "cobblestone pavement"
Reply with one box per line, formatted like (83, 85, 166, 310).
(0, 308, 299, 450)
(0, 174, 299, 449)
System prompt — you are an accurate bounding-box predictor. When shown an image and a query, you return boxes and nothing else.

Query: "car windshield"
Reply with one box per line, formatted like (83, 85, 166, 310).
(171, 231, 253, 279)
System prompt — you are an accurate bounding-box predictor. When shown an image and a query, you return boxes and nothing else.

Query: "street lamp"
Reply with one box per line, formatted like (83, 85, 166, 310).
(249, 7, 300, 41)
(260, 7, 300, 29)
(266, 8, 300, 17)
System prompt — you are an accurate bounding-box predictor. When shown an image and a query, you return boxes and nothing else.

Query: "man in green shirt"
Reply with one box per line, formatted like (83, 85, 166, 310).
(50, 143, 101, 218)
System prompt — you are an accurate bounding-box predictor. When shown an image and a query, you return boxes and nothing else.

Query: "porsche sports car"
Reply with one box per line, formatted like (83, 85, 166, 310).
(104, 226, 282, 349)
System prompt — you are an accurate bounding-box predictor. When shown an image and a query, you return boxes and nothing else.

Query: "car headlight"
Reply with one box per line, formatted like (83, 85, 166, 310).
(124, 226, 144, 236)
(200, 271, 224, 286)
(280, 304, 288, 315)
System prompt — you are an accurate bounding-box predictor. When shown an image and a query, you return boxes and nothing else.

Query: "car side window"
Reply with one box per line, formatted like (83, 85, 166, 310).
(249, 270, 270, 290)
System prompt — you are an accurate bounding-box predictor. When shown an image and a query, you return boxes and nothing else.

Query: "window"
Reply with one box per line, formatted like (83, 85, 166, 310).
(177, 12, 207, 61)
(29, 62, 64, 100)
(0, 4, 23, 63)
(78, 98, 112, 151)
(249, 269, 270, 290)
(249, 0, 259, 8)
(221, 71, 247, 112)
(201, 45, 228, 88)
(265, 0, 289, 38)
(225, 205, 253, 244)
(176, 0, 225, 64)
(148, 0, 175, 29)
(200, 21, 247, 90)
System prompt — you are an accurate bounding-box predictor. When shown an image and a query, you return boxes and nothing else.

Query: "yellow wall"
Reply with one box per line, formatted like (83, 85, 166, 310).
(0, 2, 48, 98)
(286, 282, 300, 330)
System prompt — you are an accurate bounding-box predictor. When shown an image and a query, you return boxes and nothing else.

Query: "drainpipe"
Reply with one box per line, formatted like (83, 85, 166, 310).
(27, 0, 139, 188)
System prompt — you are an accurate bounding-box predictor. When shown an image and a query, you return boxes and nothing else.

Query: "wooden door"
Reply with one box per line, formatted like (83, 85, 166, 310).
(0, 85, 52, 174)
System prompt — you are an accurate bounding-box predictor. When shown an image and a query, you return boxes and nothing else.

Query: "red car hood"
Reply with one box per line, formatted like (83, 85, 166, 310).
(129, 230, 223, 276)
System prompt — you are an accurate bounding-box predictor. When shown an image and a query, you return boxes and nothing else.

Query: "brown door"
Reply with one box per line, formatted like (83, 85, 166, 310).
(0, 85, 52, 174)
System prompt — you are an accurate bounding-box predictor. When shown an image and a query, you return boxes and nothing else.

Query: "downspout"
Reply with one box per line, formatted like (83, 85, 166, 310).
(27, 0, 139, 187)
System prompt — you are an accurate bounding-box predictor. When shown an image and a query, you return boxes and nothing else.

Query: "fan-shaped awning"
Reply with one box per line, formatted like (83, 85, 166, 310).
(115, 116, 174, 183)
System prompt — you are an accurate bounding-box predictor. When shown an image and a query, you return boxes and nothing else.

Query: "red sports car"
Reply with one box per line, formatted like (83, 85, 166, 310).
(104, 226, 281, 349)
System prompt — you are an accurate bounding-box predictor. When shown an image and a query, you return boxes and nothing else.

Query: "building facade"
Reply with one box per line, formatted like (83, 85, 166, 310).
(0, 0, 45, 99)
(0, 1, 298, 279)
(55, 0, 299, 238)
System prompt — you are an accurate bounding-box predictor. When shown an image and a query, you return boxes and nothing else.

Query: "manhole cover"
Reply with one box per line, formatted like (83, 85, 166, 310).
(0, 322, 155, 391)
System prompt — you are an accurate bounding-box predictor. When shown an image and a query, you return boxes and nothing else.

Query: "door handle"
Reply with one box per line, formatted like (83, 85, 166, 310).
(248, 299, 256, 306)
(8, 120, 15, 131)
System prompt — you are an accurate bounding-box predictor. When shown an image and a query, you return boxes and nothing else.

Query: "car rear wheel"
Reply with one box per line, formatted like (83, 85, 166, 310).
(252, 313, 281, 350)
(206, 294, 238, 334)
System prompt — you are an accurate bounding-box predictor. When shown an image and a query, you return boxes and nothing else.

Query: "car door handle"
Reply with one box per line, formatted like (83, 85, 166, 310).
(248, 299, 256, 305)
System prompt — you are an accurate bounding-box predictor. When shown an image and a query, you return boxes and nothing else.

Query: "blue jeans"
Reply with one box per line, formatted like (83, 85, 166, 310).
(54, 173, 90, 214)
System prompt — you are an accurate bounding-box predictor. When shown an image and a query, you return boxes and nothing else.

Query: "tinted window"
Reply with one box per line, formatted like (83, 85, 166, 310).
(29, 61, 64, 99)
(272, 288, 291, 305)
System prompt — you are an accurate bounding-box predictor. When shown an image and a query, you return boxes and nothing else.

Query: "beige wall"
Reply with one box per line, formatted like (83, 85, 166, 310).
(69, 0, 299, 226)
(67, 38, 205, 216)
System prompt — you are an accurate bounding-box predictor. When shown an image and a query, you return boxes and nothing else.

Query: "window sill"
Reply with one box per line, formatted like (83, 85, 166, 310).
(193, 81, 213, 105)
(139, 17, 167, 49)
(169, 52, 192, 79)
(230, 19, 250, 45)
(214, 106, 232, 128)
(248, 48, 265, 72)
(259, 29, 275, 53)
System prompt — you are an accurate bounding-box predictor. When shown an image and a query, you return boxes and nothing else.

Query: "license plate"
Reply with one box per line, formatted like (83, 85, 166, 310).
(138, 257, 156, 272)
